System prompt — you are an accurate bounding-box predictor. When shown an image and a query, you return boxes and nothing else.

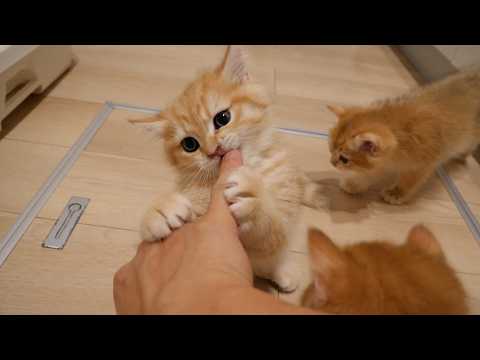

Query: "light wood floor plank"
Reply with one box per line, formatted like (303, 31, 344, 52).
(444, 157, 480, 217)
(49, 45, 275, 108)
(0, 217, 138, 314)
(0, 140, 67, 214)
(0, 211, 18, 241)
(2, 97, 102, 147)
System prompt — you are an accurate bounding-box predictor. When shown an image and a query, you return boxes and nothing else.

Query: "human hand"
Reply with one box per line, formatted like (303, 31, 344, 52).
(113, 150, 254, 314)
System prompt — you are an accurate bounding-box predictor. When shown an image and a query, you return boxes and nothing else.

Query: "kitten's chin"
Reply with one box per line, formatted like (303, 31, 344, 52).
(334, 166, 349, 173)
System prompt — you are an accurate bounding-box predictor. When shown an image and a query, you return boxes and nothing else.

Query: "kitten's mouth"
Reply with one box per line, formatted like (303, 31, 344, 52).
(209, 144, 242, 161)
(208, 145, 229, 159)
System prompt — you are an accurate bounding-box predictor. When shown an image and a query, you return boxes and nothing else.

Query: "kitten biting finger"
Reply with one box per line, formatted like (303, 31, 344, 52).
(132, 45, 307, 293)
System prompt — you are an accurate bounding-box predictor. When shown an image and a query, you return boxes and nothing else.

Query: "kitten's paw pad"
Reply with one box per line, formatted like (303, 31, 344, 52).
(141, 194, 194, 242)
(224, 167, 261, 221)
(381, 187, 407, 205)
(339, 178, 366, 195)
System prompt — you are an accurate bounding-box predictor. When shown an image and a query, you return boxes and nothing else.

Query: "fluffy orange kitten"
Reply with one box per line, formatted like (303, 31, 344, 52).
(301, 225, 468, 314)
(328, 68, 480, 204)
(131, 46, 311, 292)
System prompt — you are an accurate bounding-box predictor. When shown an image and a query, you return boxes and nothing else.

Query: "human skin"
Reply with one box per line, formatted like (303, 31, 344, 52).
(113, 150, 322, 315)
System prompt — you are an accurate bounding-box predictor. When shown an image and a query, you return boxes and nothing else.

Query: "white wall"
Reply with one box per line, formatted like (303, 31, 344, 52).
(434, 45, 480, 68)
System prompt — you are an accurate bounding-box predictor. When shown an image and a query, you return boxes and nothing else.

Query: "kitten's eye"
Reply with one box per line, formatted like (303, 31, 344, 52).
(181, 137, 200, 153)
(213, 109, 231, 130)
(339, 155, 349, 164)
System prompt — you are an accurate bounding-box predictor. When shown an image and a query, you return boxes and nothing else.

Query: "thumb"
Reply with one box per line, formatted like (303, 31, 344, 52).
(207, 150, 243, 218)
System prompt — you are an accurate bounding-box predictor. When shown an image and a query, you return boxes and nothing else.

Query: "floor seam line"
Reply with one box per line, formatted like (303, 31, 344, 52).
(2, 137, 71, 149)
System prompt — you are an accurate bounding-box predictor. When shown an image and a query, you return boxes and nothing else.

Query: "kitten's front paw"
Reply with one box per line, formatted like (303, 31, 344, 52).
(381, 186, 408, 205)
(141, 193, 195, 242)
(224, 166, 262, 223)
(339, 178, 367, 195)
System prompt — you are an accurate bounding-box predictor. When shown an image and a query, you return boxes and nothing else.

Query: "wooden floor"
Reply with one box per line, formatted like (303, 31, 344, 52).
(1, 45, 479, 314)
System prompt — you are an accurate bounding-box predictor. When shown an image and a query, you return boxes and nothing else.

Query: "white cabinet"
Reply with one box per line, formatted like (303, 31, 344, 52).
(0, 45, 74, 128)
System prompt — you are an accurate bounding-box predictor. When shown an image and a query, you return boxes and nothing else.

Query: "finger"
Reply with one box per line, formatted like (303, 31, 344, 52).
(207, 150, 243, 216)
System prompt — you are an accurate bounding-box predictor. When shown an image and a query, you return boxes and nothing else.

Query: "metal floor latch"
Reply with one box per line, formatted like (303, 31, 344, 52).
(42, 196, 90, 250)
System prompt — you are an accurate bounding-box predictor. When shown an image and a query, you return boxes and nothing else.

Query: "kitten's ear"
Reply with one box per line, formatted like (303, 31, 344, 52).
(353, 126, 398, 156)
(308, 228, 345, 304)
(217, 45, 250, 84)
(407, 224, 444, 258)
(353, 133, 382, 156)
(128, 114, 169, 137)
(327, 105, 346, 117)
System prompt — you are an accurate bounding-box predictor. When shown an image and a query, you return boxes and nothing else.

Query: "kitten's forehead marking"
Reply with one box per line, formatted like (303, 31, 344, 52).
(207, 91, 230, 115)
(198, 102, 209, 122)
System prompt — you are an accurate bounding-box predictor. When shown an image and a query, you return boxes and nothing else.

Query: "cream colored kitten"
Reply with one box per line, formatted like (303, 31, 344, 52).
(132, 46, 312, 292)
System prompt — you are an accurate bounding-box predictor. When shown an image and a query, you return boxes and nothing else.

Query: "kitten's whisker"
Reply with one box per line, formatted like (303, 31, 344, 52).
(182, 168, 202, 188)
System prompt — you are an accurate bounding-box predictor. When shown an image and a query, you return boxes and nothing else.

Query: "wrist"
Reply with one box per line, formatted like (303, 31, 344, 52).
(151, 280, 252, 315)
(214, 284, 258, 314)
(215, 284, 325, 315)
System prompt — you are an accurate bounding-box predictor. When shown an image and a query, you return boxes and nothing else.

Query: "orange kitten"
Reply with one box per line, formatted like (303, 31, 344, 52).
(327, 68, 480, 204)
(131, 46, 311, 292)
(301, 225, 468, 314)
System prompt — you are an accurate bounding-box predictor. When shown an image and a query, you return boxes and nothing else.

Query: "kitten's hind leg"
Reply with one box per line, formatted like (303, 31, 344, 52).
(272, 259, 300, 293)
(250, 250, 299, 293)
(225, 165, 302, 293)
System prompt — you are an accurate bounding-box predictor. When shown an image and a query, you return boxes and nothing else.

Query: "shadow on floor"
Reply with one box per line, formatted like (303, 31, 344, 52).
(305, 169, 450, 225)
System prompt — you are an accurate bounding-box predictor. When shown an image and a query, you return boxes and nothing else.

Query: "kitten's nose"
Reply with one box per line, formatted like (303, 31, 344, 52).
(208, 146, 228, 158)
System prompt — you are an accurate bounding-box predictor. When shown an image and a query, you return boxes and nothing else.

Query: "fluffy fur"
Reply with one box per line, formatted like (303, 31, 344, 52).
(328, 68, 480, 204)
(301, 225, 468, 314)
(131, 46, 309, 292)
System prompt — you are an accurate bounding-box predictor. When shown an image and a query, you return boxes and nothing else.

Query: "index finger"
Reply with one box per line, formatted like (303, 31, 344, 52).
(207, 150, 243, 215)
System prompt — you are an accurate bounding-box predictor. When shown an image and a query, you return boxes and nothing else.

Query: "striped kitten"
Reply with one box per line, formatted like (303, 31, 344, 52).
(131, 46, 313, 292)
